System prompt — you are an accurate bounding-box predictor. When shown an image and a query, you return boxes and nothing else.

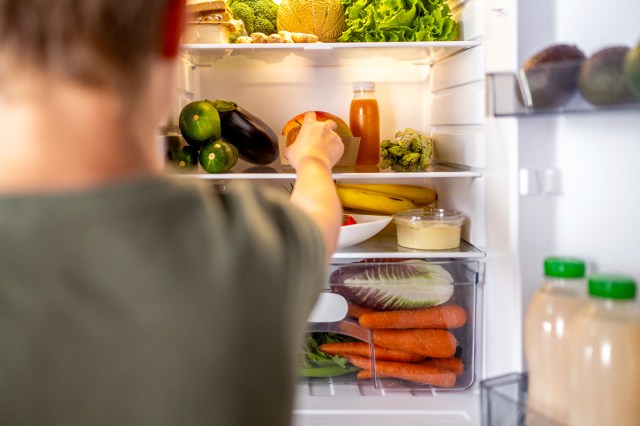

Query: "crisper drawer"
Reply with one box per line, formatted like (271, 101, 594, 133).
(300, 259, 479, 392)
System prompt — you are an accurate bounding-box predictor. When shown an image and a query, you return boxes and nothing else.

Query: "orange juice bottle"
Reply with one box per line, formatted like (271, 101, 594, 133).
(350, 81, 380, 167)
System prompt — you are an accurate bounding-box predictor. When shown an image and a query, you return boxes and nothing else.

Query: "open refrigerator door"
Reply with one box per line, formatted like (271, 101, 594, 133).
(482, 0, 640, 424)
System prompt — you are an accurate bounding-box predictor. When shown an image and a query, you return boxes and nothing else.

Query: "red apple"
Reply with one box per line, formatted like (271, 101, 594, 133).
(282, 111, 352, 146)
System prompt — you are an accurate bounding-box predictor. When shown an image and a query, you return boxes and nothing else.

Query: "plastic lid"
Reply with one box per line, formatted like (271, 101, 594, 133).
(544, 257, 586, 278)
(353, 81, 375, 91)
(588, 274, 637, 300)
(394, 207, 465, 222)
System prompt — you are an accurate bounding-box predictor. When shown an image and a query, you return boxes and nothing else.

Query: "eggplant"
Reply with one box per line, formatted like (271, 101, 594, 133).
(208, 99, 278, 165)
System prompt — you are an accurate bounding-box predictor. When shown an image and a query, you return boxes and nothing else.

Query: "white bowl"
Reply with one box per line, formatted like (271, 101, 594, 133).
(337, 214, 392, 249)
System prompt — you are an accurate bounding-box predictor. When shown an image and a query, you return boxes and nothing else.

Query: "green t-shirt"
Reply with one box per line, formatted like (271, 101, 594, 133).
(0, 177, 326, 426)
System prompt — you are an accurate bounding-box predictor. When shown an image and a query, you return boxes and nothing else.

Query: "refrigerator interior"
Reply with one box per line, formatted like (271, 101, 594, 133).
(173, 0, 491, 423)
(171, 0, 640, 423)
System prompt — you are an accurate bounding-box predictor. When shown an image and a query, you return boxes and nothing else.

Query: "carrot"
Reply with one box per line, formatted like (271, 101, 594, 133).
(371, 329, 457, 358)
(319, 342, 425, 363)
(347, 302, 375, 319)
(356, 358, 464, 378)
(359, 305, 467, 330)
(421, 357, 464, 376)
(357, 369, 376, 380)
(347, 355, 456, 387)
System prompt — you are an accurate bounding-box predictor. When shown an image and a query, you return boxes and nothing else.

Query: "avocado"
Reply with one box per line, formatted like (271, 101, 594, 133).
(523, 44, 586, 109)
(579, 46, 639, 106)
(623, 42, 640, 98)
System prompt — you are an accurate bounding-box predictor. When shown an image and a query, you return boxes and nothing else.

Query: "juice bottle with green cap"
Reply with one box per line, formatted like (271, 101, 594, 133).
(568, 275, 640, 426)
(524, 257, 587, 424)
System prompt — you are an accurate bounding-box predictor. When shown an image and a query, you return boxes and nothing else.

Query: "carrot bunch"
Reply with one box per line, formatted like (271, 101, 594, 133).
(317, 302, 468, 387)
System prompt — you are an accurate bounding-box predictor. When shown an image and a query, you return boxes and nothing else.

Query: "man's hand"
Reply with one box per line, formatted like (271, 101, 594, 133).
(284, 111, 344, 171)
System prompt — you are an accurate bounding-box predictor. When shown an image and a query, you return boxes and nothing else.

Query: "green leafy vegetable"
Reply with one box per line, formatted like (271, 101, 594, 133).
(379, 128, 433, 172)
(298, 333, 361, 377)
(338, 0, 458, 42)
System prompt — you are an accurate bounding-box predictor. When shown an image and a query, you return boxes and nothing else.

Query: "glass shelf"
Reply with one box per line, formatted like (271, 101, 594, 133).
(487, 71, 640, 117)
(180, 41, 481, 67)
(332, 224, 484, 260)
(168, 162, 481, 181)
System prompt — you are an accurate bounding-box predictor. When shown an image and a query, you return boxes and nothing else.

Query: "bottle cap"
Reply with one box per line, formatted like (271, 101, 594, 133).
(588, 274, 636, 300)
(544, 257, 586, 278)
(353, 81, 375, 91)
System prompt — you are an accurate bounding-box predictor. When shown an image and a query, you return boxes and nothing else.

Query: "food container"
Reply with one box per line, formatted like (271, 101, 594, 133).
(182, 22, 236, 44)
(182, 0, 237, 44)
(393, 208, 465, 250)
(299, 259, 479, 392)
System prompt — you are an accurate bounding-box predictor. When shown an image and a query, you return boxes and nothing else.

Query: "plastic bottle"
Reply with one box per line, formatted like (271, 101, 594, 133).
(349, 81, 380, 167)
(568, 275, 640, 426)
(523, 257, 587, 424)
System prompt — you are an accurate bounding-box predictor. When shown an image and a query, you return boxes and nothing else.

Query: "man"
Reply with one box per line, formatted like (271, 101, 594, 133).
(0, 0, 344, 424)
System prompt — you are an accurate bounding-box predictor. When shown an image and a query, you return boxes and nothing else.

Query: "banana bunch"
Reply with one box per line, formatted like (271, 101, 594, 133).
(336, 183, 437, 215)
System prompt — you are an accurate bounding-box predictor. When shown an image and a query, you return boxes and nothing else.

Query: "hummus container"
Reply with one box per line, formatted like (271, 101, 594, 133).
(393, 208, 465, 250)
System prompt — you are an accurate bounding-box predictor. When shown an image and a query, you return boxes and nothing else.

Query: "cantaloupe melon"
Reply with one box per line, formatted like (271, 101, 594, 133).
(276, 0, 345, 43)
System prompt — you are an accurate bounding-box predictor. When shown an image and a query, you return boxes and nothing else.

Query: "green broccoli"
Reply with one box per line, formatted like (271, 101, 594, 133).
(255, 0, 278, 23)
(229, 0, 278, 35)
(229, 2, 255, 35)
(253, 16, 276, 36)
(379, 128, 433, 172)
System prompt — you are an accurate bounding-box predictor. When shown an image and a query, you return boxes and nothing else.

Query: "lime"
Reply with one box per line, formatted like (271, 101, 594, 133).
(179, 101, 221, 147)
(624, 42, 640, 98)
(170, 146, 199, 172)
(199, 140, 238, 173)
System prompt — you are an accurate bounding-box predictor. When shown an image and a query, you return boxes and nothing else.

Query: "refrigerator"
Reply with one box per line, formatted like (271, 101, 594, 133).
(170, 0, 640, 424)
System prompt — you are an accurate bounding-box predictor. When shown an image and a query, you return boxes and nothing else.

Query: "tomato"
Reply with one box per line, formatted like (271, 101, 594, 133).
(342, 214, 357, 226)
(199, 140, 238, 173)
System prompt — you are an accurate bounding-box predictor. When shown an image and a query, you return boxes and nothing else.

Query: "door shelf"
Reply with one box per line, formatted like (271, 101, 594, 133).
(180, 41, 481, 67)
(481, 372, 560, 426)
(487, 71, 640, 117)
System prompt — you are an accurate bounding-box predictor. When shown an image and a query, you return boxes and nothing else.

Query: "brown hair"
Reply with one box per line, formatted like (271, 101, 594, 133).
(0, 0, 173, 93)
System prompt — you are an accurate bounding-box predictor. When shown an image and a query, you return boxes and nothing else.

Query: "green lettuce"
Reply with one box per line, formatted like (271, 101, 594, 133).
(298, 333, 360, 377)
(338, 0, 458, 42)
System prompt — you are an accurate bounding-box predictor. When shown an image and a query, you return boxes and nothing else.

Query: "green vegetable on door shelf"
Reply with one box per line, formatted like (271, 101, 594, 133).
(379, 128, 433, 172)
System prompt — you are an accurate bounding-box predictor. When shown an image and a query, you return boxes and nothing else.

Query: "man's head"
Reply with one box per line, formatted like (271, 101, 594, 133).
(0, 0, 185, 97)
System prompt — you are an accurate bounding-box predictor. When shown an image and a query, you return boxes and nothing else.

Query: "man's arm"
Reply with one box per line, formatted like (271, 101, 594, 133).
(285, 112, 344, 261)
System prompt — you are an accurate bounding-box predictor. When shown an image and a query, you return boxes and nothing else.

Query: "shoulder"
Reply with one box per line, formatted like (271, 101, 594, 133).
(216, 181, 324, 258)
(213, 181, 326, 312)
